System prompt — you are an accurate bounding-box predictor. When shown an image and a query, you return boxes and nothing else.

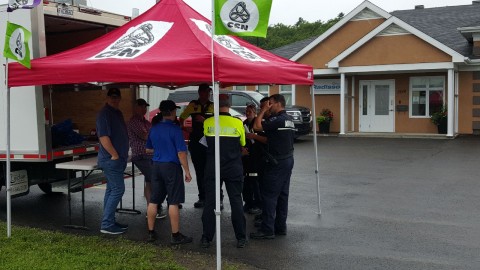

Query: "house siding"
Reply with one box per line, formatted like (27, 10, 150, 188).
(340, 34, 452, 66)
(297, 19, 385, 68)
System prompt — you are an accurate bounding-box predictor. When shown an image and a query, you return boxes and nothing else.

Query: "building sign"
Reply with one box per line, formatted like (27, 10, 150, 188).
(57, 5, 74, 18)
(313, 79, 346, 95)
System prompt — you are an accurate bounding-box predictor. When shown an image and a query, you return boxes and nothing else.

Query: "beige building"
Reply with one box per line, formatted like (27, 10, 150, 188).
(265, 1, 480, 137)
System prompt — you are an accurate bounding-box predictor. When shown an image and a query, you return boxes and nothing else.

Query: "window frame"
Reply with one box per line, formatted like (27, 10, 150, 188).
(409, 76, 445, 118)
(234, 85, 246, 91)
(279, 84, 293, 106)
(257, 85, 270, 96)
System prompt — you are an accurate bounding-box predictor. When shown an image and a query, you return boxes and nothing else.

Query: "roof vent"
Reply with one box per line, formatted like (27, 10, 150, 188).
(415, 5, 424, 9)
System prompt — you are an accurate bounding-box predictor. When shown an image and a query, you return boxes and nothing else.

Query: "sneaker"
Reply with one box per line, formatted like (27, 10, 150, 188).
(194, 199, 205, 208)
(156, 208, 167, 219)
(147, 231, 157, 243)
(250, 230, 275, 240)
(248, 207, 262, 215)
(236, 238, 247, 248)
(114, 222, 128, 231)
(100, 225, 126, 235)
(171, 232, 193, 245)
(145, 212, 168, 219)
(200, 235, 211, 248)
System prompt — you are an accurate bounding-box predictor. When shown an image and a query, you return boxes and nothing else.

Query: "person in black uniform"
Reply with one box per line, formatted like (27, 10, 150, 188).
(201, 94, 247, 248)
(242, 104, 267, 215)
(180, 84, 214, 208)
(250, 94, 295, 239)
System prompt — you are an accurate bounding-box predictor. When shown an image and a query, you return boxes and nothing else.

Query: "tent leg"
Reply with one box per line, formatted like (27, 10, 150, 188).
(311, 86, 321, 216)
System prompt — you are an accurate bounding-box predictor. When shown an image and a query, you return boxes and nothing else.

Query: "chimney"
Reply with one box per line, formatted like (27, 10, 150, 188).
(132, 8, 139, 19)
(415, 5, 424, 9)
(474, 33, 480, 56)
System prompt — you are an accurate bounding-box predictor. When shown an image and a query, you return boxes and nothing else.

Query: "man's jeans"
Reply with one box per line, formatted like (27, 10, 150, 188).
(99, 158, 127, 229)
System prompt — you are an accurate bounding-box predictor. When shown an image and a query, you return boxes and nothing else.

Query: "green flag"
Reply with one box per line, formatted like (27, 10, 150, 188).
(214, 0, 273, 38)
(3, 21, 31, 69)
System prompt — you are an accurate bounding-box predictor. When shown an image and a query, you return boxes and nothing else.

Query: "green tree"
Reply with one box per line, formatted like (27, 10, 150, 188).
(242, 13, 344, 50)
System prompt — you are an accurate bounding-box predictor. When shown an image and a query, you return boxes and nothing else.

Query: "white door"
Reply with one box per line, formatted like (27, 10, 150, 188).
(359, 80, 395, 132)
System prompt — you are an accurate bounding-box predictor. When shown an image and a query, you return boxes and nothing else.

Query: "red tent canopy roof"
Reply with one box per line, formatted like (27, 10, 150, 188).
(8, 0, 313, 88)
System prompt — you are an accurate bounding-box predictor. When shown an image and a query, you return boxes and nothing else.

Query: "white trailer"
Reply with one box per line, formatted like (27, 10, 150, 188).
(0, 1, 148, 197)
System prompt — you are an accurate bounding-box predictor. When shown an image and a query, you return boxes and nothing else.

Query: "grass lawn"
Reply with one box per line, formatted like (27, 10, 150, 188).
(0, 222, 248, 270)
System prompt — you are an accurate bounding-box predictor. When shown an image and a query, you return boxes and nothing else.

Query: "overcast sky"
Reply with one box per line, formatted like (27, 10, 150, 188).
(1, 0, 475, 25)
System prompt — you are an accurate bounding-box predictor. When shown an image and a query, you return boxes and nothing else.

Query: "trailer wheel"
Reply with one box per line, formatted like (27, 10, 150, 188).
(38, 183, 53, 194)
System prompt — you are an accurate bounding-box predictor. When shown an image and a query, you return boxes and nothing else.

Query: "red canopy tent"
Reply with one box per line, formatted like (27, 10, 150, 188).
(7, 0, 313, 87)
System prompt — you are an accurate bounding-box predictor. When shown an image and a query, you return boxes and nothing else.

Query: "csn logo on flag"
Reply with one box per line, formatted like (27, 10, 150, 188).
(215, 0, 272, 38)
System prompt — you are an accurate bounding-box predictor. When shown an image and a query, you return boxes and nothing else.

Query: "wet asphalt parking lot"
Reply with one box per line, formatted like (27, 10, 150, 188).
(1, 136, 480, 269)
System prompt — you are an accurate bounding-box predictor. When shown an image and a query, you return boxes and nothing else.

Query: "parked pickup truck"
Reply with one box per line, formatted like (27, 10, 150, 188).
(168, 90, 313, 139)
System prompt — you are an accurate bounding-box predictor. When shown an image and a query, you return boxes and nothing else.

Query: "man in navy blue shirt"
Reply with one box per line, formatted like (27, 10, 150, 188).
(251, 94, 295, 240)
(96, 88, 129, 235)
(145, 100, 193, 245)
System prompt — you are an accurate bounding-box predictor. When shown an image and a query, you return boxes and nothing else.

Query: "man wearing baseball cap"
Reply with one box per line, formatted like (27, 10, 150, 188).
(146, 100, 193, 245)
(96, 88, 129, 234)
(127, 99, 167, 219)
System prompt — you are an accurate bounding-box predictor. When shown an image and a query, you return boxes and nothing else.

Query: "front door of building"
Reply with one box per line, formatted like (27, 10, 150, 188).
(359, 80, 395, 132)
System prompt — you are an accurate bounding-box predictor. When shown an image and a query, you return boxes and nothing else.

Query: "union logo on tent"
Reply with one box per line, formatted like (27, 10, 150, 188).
(191, 19, 267, 63)
(88, 21, 173, 60)
(111, 23, 155, 50)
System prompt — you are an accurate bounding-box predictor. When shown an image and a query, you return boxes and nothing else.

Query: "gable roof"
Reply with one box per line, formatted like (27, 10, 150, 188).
(289, 1, 390, 61)
(271, 2, 480, 61)
(392, 4, 480, 59)
(328, 16, 465, 67)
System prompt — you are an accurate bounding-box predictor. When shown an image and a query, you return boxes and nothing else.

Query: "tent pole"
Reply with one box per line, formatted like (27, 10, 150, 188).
(211, 1, 221, 269)
(5, 56, 12, 237)
(311, 86, 321, 215)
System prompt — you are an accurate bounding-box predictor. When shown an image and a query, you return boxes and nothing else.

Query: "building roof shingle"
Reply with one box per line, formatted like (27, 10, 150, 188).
(269, 37, 317, 60)
(391, 4, 480, 58)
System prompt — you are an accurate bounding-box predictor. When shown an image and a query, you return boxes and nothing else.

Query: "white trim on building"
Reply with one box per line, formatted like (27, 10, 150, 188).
(291, 0, 391, 61)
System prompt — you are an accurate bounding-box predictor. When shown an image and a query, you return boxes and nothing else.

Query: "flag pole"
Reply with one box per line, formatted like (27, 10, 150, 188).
(211, 1, 222, 269)
(5, 70, 12, 238)
(5, 11, 12, 238)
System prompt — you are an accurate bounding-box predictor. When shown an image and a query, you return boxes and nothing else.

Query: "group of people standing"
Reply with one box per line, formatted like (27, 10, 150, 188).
(95, 84, 295, 248)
